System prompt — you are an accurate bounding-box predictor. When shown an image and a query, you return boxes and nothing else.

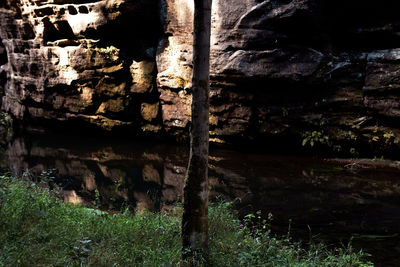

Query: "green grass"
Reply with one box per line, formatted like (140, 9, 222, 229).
(0, 174, 373, 266)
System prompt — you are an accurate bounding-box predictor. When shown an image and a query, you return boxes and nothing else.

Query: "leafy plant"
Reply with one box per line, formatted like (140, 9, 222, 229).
(302, 131, 329, 147)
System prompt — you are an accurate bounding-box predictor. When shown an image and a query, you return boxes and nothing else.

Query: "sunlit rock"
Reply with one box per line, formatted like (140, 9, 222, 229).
(2, 0, 400, 154)
(130, 60, 155, 94)
(63, 190, 83, 204)
(140, 102, 158, 122)
(0, 0, 160, 133)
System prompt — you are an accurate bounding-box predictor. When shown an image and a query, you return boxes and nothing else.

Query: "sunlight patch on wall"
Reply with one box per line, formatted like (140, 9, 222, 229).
(66, 12, 101, 35)
(56, 47, 79, 85)
(175, 0, 194, 29)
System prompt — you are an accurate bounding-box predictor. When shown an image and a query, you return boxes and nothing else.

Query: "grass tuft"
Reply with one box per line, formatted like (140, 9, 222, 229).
(0, 174, 372, 266)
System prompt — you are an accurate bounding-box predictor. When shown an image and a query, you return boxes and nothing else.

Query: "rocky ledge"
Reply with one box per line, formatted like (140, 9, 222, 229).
(2, 0, 400, 156)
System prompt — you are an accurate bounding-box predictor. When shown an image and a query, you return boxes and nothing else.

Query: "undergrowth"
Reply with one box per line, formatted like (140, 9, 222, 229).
(0, 174, 373, 266)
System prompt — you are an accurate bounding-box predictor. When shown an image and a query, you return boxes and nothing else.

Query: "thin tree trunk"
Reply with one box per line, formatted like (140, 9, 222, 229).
(182, 0, 212, 261)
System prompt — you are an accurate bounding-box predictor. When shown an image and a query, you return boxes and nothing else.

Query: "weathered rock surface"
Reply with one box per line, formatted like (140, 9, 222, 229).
(0, 0, 161, 132)
(157, 0, 400, 156)
(2, 0, 400, 155)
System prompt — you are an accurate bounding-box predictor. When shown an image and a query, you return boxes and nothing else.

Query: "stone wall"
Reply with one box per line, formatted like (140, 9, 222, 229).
(2, 0, 400, 156)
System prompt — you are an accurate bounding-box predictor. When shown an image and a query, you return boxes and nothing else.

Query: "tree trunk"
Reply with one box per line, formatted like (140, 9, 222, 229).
(182, 0, 212, 261)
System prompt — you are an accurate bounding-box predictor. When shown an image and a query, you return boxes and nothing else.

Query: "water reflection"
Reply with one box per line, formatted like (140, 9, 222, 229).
(5, 136, 183, 212)
(2, 134, 400, 266)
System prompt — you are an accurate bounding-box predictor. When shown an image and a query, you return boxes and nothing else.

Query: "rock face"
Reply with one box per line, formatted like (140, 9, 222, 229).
(157, 0, 400, 156)
(0, 0, 161, 133)
(2, 0, 400, 155)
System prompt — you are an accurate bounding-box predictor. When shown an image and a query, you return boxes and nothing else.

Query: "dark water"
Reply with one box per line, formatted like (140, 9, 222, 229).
(1, 134, 400, 266)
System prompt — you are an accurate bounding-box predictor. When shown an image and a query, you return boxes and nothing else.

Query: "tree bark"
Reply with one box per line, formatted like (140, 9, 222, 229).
(182, 0, 212, 261)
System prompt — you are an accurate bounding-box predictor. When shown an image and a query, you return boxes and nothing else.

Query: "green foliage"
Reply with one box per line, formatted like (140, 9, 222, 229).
(0, 175, 372, 266)
(349, 147, 358, 156)
(382, 130, 399, 146)
(302, 131, 329, 147)
(0, 175, 181, 266)
(208, 202, 371, 267)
